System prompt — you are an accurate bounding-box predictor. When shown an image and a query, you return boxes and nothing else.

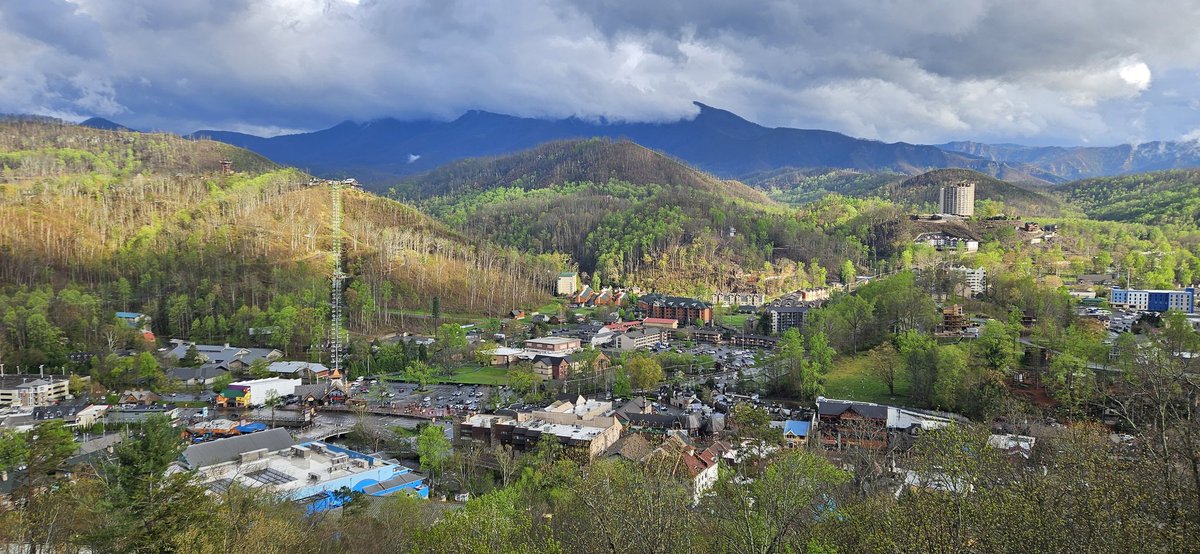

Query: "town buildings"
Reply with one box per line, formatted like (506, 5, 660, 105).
(939, 181, 975, 217)
(524, 336, 582, 353)
(613, 328, 671, 352)
(456, 396, 623, 459)
(815, 398, 955, 450)
(1110, 287, 1195, 313)
(637, 294, 714, 325)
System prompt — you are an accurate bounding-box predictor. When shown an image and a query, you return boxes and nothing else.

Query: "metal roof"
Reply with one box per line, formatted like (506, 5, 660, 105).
(181, 427, 294, 469)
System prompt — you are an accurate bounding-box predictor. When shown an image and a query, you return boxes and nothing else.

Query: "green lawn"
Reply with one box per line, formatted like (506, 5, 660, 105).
(718, 313, 753, 329)
(823, 354, 911, 405)
(387, 365, 510, 386)
(536, 300, 566, 315)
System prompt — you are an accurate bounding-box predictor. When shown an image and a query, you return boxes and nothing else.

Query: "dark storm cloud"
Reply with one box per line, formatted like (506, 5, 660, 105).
(1, 0, 1198, 144)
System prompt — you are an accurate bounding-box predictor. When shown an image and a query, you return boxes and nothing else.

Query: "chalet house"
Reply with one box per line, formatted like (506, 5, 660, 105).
(118, 390, 160, 405)
(644, 434, 722, 503)
(816, 400, 889, 450)
(531, 351, 611, 380)
(573, 286, 596, 305)
(780, 420, 811, 448)
(510, 309, 526, 319)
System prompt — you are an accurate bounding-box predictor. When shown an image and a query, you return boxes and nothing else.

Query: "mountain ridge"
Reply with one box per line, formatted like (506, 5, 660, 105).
(188, 103, 1066, 187)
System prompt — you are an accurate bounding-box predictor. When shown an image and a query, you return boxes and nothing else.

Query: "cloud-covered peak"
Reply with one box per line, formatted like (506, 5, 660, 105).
(1, 0, 1197, 145)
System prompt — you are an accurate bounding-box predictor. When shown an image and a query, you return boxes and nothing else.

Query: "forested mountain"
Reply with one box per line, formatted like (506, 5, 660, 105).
(1053, 169, 1200, 226)
(192, 103, 1059, 187)
(402, 139, 858, 295)
(887, 169, 1063, 217)
(940, 140, 1200, 181)
(395, 137, 768, 203)
(0, 118, 556, 366)
(741, 168, 907, 204)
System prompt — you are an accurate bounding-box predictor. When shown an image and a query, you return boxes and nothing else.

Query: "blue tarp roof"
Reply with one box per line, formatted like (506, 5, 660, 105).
(115, 312, 144, 319)
(783, 420, 811, 437)
(235, 422, 268, 433)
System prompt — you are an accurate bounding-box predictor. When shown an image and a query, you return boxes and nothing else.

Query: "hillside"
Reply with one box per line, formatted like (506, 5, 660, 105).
(886, 169, 1063, 217)
(398, 138, 770, 203)
(403, 139, 852, 295)
(0, 119, 554, 364)
(1054, 169, 1200, 226)
(194, 103, 1052, 186)
(741, 168, 907, 204)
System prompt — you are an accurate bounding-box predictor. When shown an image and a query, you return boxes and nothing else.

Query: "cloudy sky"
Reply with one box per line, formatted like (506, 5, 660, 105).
(2, 0, 1199, 145)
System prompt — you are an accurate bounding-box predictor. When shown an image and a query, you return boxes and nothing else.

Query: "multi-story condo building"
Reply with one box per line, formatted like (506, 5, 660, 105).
(939, 182, 975, 217)
(637, 294, 713, 325)
(1110, 287, 1195, 313)
(765, 306, 810, 335)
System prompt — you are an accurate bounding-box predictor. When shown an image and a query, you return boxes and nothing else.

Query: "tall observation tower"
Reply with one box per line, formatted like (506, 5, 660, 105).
(329, 180, 347, 374)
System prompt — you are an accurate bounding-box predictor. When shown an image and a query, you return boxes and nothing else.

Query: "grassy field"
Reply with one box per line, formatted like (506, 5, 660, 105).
(387, 365, 510, 386)
(536, 300, 566, 315)
(718, 313, 753, 330)
(823, 354, 911, 405)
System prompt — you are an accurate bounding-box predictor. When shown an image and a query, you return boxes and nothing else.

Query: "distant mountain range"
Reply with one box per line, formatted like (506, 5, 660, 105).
(85, 104, 1200, 188)
(939, 141, 1200, 182)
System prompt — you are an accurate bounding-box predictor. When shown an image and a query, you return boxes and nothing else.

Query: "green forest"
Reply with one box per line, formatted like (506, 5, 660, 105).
(0, 118, 560, 369)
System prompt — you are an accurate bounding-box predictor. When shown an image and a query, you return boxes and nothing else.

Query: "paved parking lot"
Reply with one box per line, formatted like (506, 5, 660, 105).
(348, 378, 505, 415)
(652, 344, 760, 371)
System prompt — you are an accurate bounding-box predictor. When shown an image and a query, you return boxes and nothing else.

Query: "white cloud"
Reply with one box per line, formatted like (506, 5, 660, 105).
(0, 0, 1197, 145)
